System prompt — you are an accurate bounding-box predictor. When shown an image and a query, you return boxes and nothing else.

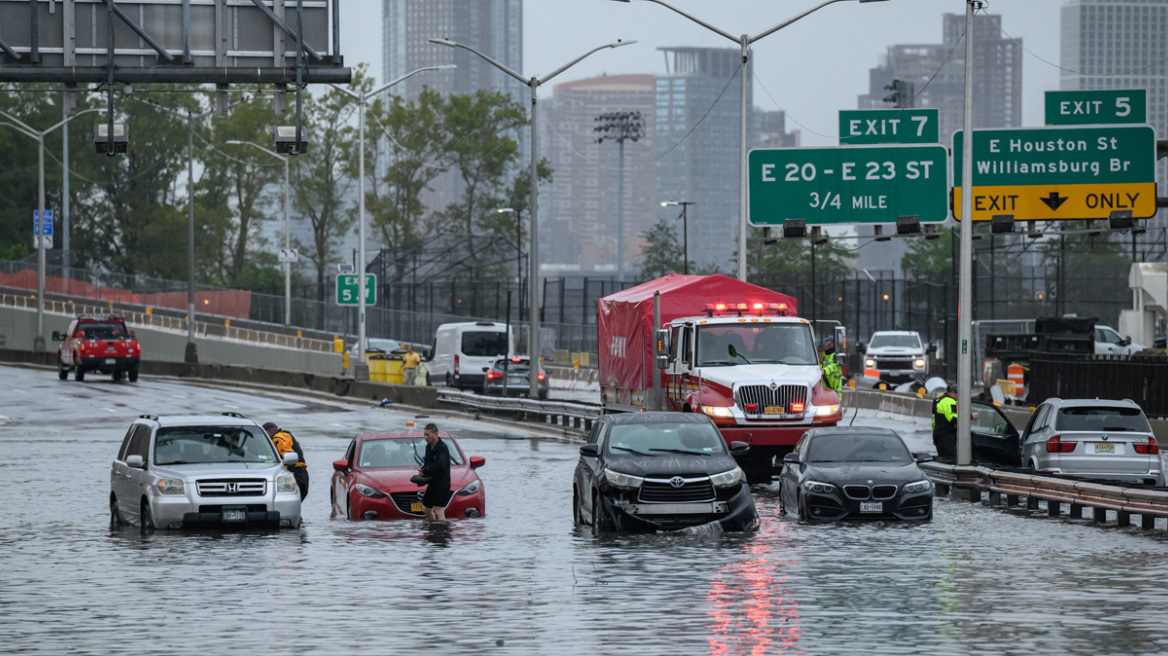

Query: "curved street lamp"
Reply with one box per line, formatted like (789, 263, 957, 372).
(429, 36, 636, 398)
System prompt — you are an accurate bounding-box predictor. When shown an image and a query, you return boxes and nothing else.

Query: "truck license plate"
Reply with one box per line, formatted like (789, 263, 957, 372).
(104, 358, 116, 364)
(222, 509, 247, 522)
(860, 502, 883, 513)
(764, 406, 785, 415)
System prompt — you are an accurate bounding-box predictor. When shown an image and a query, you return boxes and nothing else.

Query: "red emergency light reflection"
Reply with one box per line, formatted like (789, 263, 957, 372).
(706, 523, 802, 655)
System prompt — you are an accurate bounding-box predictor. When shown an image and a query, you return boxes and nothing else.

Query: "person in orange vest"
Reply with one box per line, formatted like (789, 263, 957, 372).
(264, 422, 309, 500)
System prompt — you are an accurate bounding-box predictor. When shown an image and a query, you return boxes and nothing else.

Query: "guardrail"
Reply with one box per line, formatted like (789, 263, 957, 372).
(1, 292, 335, 353)
(923, 462, 1168, 530)
(436, 389, 601, 433)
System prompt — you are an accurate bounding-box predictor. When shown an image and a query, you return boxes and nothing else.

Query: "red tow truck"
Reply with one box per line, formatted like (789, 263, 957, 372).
(54, 315, 141, 382)
(598, 274, 846, 481)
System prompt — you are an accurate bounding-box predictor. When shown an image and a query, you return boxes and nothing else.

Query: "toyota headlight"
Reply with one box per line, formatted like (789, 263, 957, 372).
(156, 478, 184, 495)
(816, 404, 840, 417)
(802, 480, 835, 494)
(903, 479, 933, 494)
(277, 474, 298, 494)
(865, 358, 876, 368)
(701, 406, 733, 418)
(913, 358, 926, 369)
(354, 483, 387, 498)
(604, 468, 645, 489)
(456, 480, 482, 497)
(709, 466, 744, 488)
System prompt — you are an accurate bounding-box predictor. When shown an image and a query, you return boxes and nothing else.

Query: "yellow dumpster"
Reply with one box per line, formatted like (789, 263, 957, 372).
(368, 355, 388, 382)
(386, 351, 405, 385)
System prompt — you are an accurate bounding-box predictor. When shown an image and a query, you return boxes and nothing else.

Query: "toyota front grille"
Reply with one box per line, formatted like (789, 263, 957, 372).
(638, 478, 716, 503)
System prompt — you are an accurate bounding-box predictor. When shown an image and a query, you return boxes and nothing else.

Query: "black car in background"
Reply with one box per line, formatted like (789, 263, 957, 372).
(573, 412, 759, 533)
(482, 357, 549, 399)
(779, 427, 934, 522)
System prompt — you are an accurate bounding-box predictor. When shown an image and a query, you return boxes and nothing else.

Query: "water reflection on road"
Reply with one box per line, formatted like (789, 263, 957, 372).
(3, 367, 1168, 655)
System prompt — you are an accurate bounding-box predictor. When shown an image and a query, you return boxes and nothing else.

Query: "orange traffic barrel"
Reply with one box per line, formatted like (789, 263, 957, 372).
(1007, 363, 1025, 397)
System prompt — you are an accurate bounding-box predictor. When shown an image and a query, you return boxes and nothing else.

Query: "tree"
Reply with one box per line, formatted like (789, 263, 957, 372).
(901, 227, 955, 281)
(638, 217, 688, 278)
(293, 82, 360, 298)
(747, 232, 854, 283)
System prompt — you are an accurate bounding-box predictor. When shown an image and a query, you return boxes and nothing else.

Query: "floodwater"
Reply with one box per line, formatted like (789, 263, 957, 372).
(2, 365, 1168, 655)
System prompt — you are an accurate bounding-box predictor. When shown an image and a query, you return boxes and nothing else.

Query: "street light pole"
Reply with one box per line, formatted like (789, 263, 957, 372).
(956, 0, 980, 466)
(226, 140, 293, 324)
(331, 65, 455, 378)
(611, 0, 889, 281)
(430, 37, 635, 399)
(0, 107, 104, 352)
(661, 200, 695, 275)
(495, 207, 523, 323)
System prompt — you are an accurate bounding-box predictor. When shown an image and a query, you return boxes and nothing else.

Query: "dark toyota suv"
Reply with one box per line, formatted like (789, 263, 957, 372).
(573, 412, 759, 533)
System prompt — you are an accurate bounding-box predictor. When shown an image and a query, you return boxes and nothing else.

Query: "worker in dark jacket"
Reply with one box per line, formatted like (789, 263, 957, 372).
(264, 422, 309, 500)
(419, 423, 453, 522)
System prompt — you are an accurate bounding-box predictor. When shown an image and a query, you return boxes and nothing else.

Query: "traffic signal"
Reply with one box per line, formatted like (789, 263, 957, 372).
(883, 79, 915, 109)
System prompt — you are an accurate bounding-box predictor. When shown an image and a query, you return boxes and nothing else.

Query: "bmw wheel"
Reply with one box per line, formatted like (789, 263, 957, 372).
(572, 488, 583, 526)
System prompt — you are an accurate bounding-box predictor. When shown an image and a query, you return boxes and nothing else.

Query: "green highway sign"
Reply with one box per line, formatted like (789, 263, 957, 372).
(1045, 89, 1146, 125)
(838, 109, 939, 145)
(952, 125, 1157, 221)
(748, 145, 949, 225)
(336, 273, 376, 306)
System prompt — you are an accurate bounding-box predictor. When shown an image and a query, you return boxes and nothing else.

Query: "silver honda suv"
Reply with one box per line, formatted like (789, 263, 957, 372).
(110, 414, 303, 531)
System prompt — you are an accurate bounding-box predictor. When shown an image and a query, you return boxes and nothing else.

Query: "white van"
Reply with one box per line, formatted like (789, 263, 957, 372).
(429, 322, 514, 391)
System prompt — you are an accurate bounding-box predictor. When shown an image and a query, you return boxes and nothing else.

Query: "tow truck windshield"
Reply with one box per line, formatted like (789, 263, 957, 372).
(696, 323, 817, 367)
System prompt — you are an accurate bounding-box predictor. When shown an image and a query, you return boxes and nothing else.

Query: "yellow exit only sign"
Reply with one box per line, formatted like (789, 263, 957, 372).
(952, 182, 1156, 221)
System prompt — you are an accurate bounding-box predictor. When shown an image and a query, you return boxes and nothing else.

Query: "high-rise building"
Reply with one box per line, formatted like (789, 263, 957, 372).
(858, 13, 1022, 142)
(382, 0, 524, 103)
(1061, 0, 1168, 243)
(655, 47, 750, 272)
(540, 75, 657, 276)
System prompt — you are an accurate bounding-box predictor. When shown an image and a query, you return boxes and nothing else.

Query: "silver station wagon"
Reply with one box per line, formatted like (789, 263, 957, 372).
(1020, 398, 1161, 486)
(110, 414, 302, 531)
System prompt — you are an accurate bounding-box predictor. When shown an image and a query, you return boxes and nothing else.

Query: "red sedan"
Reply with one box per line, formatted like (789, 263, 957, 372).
(331, 431, 486, 521)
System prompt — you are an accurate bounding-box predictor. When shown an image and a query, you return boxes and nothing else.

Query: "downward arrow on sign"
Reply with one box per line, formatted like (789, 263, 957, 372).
(1040, 192, 1069, 211)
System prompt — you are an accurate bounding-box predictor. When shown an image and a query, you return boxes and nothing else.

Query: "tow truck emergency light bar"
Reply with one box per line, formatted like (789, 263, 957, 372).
(703, 302, 792, 317)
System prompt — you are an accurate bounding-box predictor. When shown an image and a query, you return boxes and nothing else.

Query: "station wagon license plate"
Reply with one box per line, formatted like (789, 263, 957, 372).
(860, 502, 883, 513)
(411, 502, 423, 513)
(222, 508, 247, 522)
(764, 406, 785, 415)
(1094, 442, 1115, 453)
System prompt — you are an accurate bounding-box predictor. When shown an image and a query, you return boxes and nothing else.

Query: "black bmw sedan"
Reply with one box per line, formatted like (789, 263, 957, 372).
(779, 427, 934, 522)
(573, 412, 759, 533)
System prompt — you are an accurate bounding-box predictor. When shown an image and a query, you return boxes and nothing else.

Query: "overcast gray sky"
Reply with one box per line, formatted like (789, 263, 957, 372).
(340, 1, 1068, 147)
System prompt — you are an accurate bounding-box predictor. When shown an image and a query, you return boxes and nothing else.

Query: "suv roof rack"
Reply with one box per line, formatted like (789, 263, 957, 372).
(221, 412, 247, 418)
(138, 414, 158, 420)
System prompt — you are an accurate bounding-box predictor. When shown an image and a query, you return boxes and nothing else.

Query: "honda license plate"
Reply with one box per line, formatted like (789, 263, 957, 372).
(764, 406, 785, 415)
(222, 508, 248, 522)
(860, 502, 883, 513)
(411, 502, 423, 513)
(1094, 442, 1115, 454)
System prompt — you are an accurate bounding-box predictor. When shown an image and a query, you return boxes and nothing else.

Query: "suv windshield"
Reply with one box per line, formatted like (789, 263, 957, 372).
(696, 323, 817, 366)
(607, 422, 725, 455)
(462, 331, 508, 357)
(357, 437, 465, 468)
(1056, 407, 1151, 432)
(806, 434, 912, 464)
(154, 426, 276, 465)
(868, 334, 921, 349)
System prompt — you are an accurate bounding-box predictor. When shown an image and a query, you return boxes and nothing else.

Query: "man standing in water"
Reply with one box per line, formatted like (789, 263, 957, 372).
(419, 423, 453, 522)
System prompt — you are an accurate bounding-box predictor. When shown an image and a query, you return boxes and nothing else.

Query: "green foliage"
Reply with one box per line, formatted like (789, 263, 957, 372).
(638, 217, 688, 278)
(901, 227, 955, 280)
(747, 232, 854, 282)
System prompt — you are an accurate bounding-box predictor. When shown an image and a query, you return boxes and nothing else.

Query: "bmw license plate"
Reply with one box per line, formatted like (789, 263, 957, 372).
(860, 502, 883, 513)
(764, 406, 785, 415)
(222, 508, 247, 522)
(411, 502, 423, 513)
(104, 358, 116, 364)
(1094, 442, 1115, 453)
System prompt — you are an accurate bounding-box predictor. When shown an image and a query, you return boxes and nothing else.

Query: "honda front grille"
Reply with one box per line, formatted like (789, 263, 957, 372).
(196, 479, 267, 497)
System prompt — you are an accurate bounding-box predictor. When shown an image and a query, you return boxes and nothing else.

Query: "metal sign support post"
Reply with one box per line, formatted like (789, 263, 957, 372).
(956, 0, 980, 466)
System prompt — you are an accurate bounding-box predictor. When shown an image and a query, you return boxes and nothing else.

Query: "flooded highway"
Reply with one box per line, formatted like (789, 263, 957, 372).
(3, 363, 1168, 655)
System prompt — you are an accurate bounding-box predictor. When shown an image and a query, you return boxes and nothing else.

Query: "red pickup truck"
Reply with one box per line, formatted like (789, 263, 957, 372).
(54, 315, 141, 382)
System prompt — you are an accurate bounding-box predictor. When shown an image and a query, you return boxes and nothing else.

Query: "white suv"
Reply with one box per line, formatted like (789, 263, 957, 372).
(110, 414, 302, 531)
